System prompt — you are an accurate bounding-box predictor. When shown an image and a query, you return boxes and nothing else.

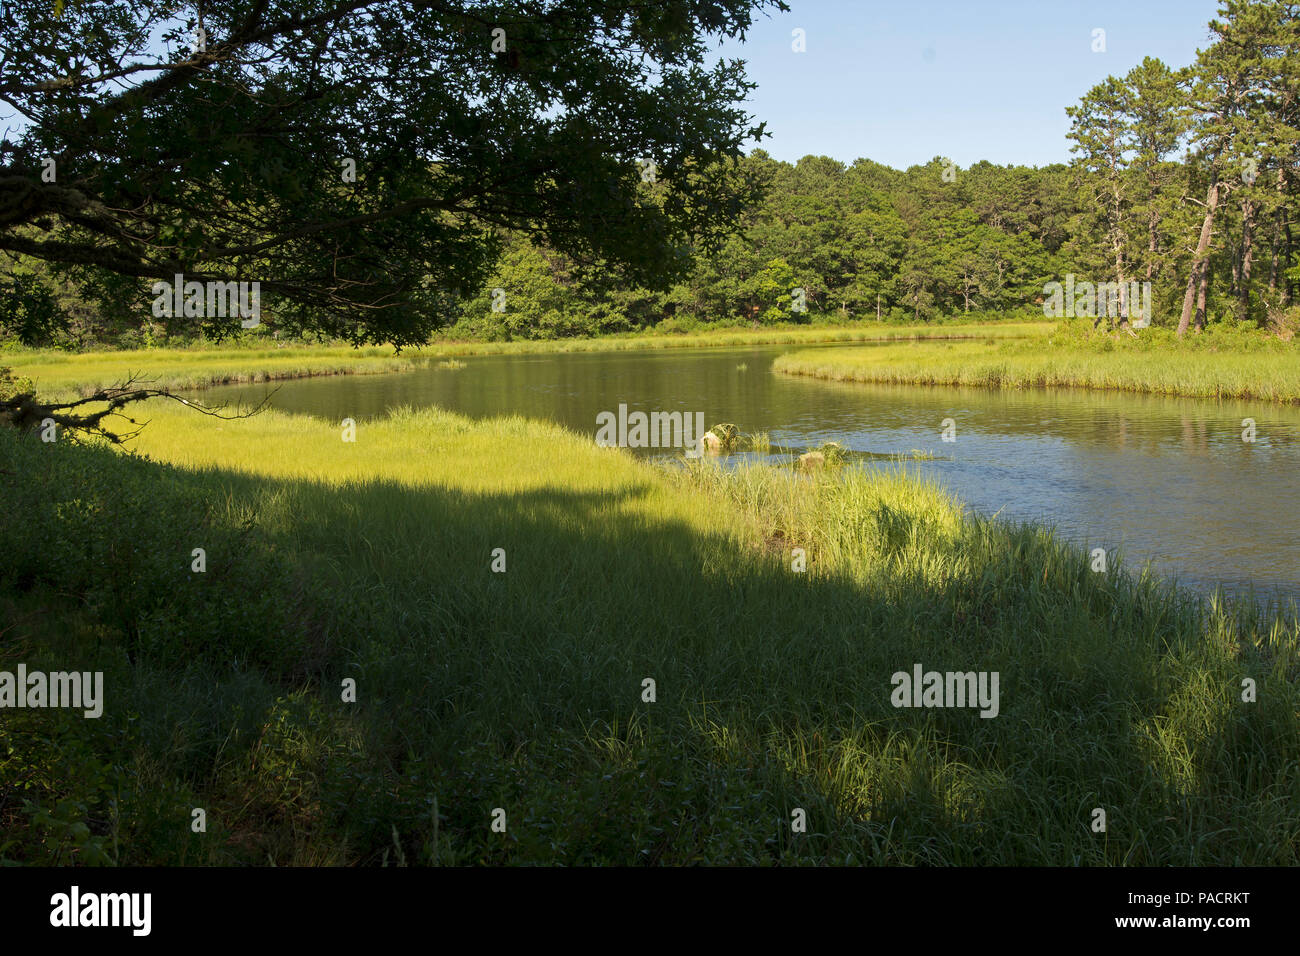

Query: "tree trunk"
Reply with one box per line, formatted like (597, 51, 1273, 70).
(1286, 220, 1295, 307)
(1268, 208, 1283, 295)
(1268, 168, 1291, 306)
(1239, 197, 1254, 321)
(1113, 236, 1127, 330)
(1109, 180, 1126, 330)
(1230, 224, 1241, 296)
(1195, 254, 1211, 331)
(1178, 177, 1220, 335)
(1147, 207, 1158, 282)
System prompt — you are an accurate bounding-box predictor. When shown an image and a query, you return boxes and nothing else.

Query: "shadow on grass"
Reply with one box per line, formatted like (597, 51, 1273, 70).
(1, 428, 1296, 865)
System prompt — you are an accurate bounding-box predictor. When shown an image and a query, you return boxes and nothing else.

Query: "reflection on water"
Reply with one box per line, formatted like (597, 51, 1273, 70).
(199, 343, 1300, 601)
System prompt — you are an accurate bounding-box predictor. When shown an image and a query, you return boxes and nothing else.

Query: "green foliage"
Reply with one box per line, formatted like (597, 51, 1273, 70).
(1, 0, 779, 347)
(0, 273, 67, 346)
(1, 708, 121, 865)
(0, 366, 34, 401)
(441, 1, 1294, 338)
(0, 433, 303, 670)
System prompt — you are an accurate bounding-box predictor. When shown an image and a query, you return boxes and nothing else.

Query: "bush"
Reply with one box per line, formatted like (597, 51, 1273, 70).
(0, 429, 304, 671)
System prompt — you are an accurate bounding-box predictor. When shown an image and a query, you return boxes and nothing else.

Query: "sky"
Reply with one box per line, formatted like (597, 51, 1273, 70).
(712, 0, 1225, 170)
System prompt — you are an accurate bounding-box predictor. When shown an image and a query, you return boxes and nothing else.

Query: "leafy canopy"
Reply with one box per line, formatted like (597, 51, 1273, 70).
(0, 0, 784, 346)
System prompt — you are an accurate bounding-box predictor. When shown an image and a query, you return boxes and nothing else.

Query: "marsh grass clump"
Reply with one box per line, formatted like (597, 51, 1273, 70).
(702, 422, 739, 452)
(796, 441, 848, 471)
(816, 441, 847, 465)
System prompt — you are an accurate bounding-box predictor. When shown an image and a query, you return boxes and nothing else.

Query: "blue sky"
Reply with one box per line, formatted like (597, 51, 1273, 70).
(712, 0, 1224, 169)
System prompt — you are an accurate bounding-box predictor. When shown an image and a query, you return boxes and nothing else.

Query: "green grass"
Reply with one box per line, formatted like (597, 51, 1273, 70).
(773, 326, 1300, 404)
(3, 344, 420, 400)
(2, 399, 1296, 865)
(424, 317, 1049, 355)
(5, 319, 1050, 399)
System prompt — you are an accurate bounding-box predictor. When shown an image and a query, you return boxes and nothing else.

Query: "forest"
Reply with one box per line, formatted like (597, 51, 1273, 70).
(417, 7, 1300, 343)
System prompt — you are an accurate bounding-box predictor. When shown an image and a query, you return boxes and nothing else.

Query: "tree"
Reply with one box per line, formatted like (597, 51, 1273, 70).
(0, 0, 783, 347)
(841, 171, 904, 318)
(1225, 0, 1300, 320)
(1176, 0, 1288, 333)
(1067, 77, 1135, 327)
(1119, 58, 1187, 294)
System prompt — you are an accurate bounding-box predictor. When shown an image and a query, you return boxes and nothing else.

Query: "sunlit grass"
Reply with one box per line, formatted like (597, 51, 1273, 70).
(774, 334, 1300, 404)
(6, 344, 417, 399)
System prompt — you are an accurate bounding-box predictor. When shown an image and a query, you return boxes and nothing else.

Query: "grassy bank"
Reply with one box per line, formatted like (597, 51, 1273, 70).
(1, 400, 1296, 865)
(773, 328, 1300, 404)
(4, 345, 420, 399)
(6, 319, 1050, 399)
(426, 317, 1050, 355)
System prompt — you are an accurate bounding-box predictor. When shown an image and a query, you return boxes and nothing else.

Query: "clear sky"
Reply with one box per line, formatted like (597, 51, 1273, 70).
(713, 0, 1224, 169)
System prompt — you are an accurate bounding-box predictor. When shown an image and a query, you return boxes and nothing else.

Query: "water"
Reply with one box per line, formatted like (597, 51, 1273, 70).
(199, 342, 1300, 601)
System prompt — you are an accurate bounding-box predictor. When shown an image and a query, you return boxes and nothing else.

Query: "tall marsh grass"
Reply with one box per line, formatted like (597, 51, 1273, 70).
(2, 400, 1295, 865)
(773, 330, 1300, 404)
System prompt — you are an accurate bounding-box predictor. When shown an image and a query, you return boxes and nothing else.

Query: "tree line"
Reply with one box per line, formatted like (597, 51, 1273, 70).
(455, 0, 1300, 340)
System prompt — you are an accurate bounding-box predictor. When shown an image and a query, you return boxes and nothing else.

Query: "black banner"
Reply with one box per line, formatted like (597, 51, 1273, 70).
(0, 866, 1278, 943)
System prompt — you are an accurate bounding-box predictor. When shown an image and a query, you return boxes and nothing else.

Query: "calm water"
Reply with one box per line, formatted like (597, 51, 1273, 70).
(200, 342, 1300, 601)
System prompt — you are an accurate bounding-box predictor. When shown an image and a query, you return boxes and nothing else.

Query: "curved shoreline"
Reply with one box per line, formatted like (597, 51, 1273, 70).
(9, 320, 1049, 398)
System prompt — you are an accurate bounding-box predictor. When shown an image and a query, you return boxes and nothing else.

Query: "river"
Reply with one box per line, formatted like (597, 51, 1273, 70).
(198, 341, 1300, 602)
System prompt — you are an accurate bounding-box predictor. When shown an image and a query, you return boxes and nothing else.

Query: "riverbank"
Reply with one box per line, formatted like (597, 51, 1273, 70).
(1, 398, 1295, 865)
(773, 329, 1300, 404)
(6, 319, 1049, 398)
